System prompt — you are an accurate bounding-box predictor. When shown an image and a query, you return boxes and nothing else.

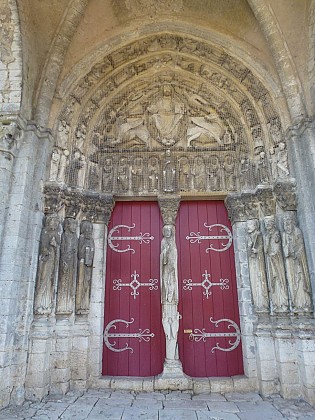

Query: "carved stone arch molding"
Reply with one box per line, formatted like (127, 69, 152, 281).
(47, 32, 292, 199)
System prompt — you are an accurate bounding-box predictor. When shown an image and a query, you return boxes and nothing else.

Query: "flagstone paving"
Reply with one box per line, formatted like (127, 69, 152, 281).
(0, 390, 314, 419)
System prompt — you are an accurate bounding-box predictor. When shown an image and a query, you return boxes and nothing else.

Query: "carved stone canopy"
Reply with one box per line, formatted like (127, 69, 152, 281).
(158, 195, 181, 226)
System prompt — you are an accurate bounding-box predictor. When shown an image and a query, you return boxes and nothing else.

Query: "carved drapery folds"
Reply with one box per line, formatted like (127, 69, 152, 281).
(226, 185, 313, 316)
(34, 215, 61, 315)
(50, 34, 290, 197)
(34, 186, 114, 317)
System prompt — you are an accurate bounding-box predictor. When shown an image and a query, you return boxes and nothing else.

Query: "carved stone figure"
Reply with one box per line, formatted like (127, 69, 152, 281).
(160, 224, 179, 361)
(163, 150, 176, 192)
(148, 157, 159, 192)
(131, 157, 144, 193)
(56, 218, 78, 315)
(116, 118, 149, 148)
(247, 220, 269, 313)
(88, 162, 100, 190)
(77, 155, 87, 188)
(282, 215, 312, 313)
(256, 151, 269, 184)
(160, 225, 178, 305)
(116, 157, 129, 192)
(179, 157, 190, 191)
(75, 123, 87, 152)
(207, 155, 220, 191)
(102, 158, 113, 192)
(162, 304, 181, 360)
(148, 85, 184, 146)
(224, 154, 236, 191)
(240, 157, 251, 190)
(75, 221, 95, 315)
(34, 215, 61, 315)
(66, 151, 84, 187)
(187, 114, 224, 147)
(57, 120, 70, 149)
(276, 142, 290, 178)
(49, 148, 61, 181)
(57, 149, 70, 182)
(263, 217, 289, 313)
(192, 157, 206, 191)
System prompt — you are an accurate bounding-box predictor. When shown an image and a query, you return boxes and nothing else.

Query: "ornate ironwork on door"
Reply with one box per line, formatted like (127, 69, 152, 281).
(177, 201, 243, 377)
(103, 202, 164, 377)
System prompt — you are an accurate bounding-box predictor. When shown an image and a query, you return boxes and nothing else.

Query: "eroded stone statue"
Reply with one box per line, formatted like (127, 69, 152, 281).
(163, 149, 176, 192)
(247, 219, 269, 313)
(75, 221, 95, 315)
(160, 224, 179, 361)
(34, 215, 61, 315)
(282, 215, 312, 313)
(263, 216, 289, 313)
(56, 218, 78, 315)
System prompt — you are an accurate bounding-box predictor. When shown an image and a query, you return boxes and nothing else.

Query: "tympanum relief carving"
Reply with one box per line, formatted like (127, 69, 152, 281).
(50, 34, 290, 197)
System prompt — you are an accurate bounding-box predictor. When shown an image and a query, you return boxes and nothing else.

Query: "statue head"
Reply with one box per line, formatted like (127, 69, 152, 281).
(64, 217, 77, 233)
(163, 224, 174, 238)
(247, 219, 259, 233)
(264, 216, 276, 231)
(81, 220, 93, 238)
(45, 214, 60, 231)
(279, 142, 286, 151)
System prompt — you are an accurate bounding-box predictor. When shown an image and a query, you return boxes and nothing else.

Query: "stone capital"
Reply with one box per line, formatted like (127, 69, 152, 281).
(81, 192, 114, 224)
(158, 195, 180, 226)
(273, 180, 297, 211)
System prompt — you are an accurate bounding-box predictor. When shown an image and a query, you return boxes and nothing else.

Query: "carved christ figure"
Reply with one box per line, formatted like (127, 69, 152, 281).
(34, 215, 61, 315)
(75, 221, 95, 315)
(247, 219, 269, 313)
(282, 215, 312, 313)
(148, 85, 184, 146)
(56, 218, 78, 315)
(263, 217, 289, 313)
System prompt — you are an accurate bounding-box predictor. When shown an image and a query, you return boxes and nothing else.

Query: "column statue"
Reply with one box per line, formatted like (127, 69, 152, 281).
(56, 218, 78, 315)
(34, 215, 61, 315)
(263, 216, 289, 313)
(75, 221, 95, 315)
(282, 215, 313, 313)
(247, 219, 269, 313)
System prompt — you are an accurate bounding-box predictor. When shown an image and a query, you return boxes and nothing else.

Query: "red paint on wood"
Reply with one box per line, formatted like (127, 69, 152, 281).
(177, 201, 243, 377)
(102, 201, 164, 377)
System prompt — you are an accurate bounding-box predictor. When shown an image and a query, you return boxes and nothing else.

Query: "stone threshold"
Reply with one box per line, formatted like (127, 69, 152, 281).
(91, 375, 258, 394)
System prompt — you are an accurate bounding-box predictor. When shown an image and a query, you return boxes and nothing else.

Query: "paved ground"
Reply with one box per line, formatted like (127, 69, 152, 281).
(0, 390, 315, 420)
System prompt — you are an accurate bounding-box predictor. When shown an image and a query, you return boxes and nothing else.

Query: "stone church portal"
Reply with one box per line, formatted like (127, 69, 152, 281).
(0, 0, 315, 409)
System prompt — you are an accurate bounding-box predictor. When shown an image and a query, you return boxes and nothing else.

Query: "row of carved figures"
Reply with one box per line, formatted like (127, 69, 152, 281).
(247, 214, 313, 315)
(49, 144, 289, 194)
(34, 216, 95, 316)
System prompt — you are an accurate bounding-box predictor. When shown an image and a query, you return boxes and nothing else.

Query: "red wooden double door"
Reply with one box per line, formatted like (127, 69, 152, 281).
(102, 201, 243, 377)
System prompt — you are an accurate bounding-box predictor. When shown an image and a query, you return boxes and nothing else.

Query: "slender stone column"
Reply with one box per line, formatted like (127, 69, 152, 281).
(155, 195, 191, 390)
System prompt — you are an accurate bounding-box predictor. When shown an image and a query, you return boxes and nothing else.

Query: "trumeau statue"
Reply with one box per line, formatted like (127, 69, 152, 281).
(56, 218, 78, 315)
(160, 225, 178, 305)
(160, 224, 180, 361)
(282, 215, 312, 313)
(75, 221, 95, 315)
(263, 216, 289, 313)
(34, 215, 61, 315)
(246, 219, 269, 313)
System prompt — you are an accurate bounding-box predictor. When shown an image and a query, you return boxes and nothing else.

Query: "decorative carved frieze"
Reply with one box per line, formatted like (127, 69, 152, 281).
(43, 183, 114, 224)
(44, 184, 65, 214)
(274, 180, 296, 211)
(158, 195, 180, 226)
(81, 192, 114, 225)
(256, 187, 275, 217)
